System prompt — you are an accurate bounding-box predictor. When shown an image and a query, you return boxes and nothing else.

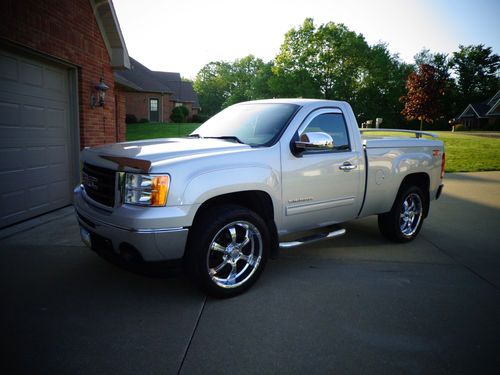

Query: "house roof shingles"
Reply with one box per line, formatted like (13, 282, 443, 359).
(457, 90, 500, 119)
(114, 57, 199, 108)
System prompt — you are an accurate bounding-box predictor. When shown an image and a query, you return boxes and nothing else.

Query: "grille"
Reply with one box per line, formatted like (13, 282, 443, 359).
(82, 163, 116, 207)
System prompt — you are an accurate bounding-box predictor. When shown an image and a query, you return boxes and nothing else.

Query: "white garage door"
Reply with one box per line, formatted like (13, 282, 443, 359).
(0, 48, 75, 228)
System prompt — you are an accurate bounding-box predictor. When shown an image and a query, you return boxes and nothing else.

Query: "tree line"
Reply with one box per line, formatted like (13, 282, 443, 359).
(194, 18, 499, 129)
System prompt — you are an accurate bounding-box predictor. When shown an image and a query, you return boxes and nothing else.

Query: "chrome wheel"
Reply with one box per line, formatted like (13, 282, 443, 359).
(399, 193, 423, 237)
(206, 220, 263, 289)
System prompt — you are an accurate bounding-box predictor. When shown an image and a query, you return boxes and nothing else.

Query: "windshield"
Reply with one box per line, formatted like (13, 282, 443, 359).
(191, 103, 299, 146)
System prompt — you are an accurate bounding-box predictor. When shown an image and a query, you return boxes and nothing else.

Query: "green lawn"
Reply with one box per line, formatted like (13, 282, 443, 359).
(126, 122, 200, 141)
(126, 124, 500, 173)
(364, 130, 500, 173)
(434, 131, 500, 173)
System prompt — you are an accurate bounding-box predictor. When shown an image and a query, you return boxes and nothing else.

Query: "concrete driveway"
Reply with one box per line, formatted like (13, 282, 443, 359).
(1, 172, 499, 374)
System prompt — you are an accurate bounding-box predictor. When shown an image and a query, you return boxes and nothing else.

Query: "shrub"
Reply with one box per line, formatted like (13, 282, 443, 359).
(484, 119, 500, 131)
(138, 118, 149, 123)
(454, 124, 466, 131)
(125, 114, 138, 124)
(192, 114, 209, 123)
(170, 106, 189, 123)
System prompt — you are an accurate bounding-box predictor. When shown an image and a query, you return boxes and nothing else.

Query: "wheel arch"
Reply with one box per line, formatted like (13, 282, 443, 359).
(189, 190, 279, 256)
(398, 172, 430, 217)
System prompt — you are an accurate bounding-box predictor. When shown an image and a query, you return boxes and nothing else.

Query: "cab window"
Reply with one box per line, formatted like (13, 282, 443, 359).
(302, 113, 350, 151)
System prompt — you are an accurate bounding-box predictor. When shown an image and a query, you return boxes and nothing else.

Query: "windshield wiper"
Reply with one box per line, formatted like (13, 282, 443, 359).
(204, 136, 244, 144)
(188, 133, 201, 138)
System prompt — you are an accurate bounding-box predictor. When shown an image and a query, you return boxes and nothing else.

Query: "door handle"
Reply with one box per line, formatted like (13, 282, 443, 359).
(339, 162, 357, 171)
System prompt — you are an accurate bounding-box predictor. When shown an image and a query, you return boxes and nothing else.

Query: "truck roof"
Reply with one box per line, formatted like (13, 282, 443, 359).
(242, 98, 349, 107)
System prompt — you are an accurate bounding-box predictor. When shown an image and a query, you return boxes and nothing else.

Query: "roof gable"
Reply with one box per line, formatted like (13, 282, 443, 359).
(114, 57, 171, 93)
(458, 102, 491, 119)
(113, 57, 199, 107)
(89, 0, 130, 69)
(487, 90, 500, 107)
(486, 98, 500, 116)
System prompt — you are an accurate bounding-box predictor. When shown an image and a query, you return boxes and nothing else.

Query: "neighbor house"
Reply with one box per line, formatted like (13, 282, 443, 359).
(454, 90, 500, 129)
(114, 57, 200, 123)
(0, 0, 130, 227)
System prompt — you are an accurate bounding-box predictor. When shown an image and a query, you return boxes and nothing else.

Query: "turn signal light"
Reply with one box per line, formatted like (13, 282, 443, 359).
(151, 176, 169, 206)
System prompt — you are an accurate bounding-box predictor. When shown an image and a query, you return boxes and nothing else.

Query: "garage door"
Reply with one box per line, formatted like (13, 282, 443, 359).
(0, 48, 75, 228)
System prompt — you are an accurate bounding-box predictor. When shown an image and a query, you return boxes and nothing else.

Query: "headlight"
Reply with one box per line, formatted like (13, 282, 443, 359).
(124, 174, 170, 206)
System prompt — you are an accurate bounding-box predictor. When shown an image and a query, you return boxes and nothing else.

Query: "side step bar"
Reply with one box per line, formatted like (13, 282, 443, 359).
(279, 227, 346, 249)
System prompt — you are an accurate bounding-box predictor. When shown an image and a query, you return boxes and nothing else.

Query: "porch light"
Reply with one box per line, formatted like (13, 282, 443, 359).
(91, 77, 109, 108)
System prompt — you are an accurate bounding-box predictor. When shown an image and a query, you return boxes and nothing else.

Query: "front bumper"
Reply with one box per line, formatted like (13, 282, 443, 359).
(74, 186, 190, 261)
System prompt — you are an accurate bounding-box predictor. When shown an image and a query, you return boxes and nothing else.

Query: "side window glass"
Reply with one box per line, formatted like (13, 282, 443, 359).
(302, 113, 350, 151)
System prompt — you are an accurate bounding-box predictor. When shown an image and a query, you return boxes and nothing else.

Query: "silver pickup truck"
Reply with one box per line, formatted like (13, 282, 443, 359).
(75, 99, 445, 297)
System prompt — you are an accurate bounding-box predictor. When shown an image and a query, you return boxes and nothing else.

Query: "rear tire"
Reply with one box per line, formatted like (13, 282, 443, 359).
(378, 185, 425, 243)
(185, 205, 269, 298)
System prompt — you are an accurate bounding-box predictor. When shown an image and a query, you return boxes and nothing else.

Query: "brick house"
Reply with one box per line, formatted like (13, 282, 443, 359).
(454, 90, 500, 129)
(0, 0, 130, 227)
(114, 57, 200, 122)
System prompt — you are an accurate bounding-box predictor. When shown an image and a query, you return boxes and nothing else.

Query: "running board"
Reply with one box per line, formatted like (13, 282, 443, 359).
(279, 227, 346, 249)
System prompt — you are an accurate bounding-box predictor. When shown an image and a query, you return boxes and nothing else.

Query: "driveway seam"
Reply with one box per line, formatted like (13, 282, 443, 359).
(177, 295, 207, 375)
(422, 234, 499, 291)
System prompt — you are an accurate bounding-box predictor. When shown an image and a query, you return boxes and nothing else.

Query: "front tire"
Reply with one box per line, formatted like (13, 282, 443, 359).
(185, 205, 269, 298)
(378, 185, 425, 242)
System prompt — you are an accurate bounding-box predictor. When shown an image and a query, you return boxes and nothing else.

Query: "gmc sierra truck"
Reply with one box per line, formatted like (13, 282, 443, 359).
(75, 99, 445, 297)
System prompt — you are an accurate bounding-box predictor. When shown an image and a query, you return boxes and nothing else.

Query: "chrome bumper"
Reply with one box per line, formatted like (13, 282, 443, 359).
(74, 187, 189, 261)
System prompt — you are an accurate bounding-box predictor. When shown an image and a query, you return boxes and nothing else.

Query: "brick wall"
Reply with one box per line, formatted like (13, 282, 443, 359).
(0, 0, 125, 147)
(162, 94, 174, 122)
(115, 89, 127, 142)
(126, 92, 173, 123)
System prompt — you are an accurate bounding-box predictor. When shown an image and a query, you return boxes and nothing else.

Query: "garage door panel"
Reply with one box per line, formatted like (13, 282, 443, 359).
(0, 54, 18, 81)
(22, 104, 46, 127)
(46, 107, 66, 128)
(24, 147, 48, 169)
(50, 181, 69, 202)
(47, 164, 69, 183)
(28, 185, 50, 210)
(47, 145, 68, 164)
(45, 68, 66, 93)
(0, 48, 74, 228)
(0, 100, 21, 126)
(0, 148, 23, 172)
(0, 190, 26, 219)
(20, 61, 43, 87)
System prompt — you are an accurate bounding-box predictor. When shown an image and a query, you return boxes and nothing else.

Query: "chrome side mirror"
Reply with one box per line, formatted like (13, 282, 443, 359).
(295, 132, 334, 151)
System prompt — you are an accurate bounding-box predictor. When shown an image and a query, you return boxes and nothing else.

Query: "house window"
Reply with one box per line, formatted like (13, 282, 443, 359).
(175, 102, 183, 107)
(150, 99, 158, 111)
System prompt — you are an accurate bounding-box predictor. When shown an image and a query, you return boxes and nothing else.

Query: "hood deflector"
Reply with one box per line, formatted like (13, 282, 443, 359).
(99, 155, 151, 173)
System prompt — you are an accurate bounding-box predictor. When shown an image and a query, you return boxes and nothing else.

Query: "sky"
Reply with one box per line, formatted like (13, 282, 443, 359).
(113, 0, 500, 80)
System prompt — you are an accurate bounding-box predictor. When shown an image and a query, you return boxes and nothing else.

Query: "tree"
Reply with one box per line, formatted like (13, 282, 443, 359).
(401, 64, 446, 130)
(414, 48, 458, 126)
(451, 45, 499, 109)
(273, 18, 370, 101)
(193, 56, 274, 116)
(193, 61, 233, 116)
(356, 43, 413, 127)
(272, 19, 411, 127)
(170, 105, 189, 123)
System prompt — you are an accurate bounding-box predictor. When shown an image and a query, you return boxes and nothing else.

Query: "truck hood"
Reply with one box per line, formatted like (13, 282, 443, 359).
(82, 138, 251, 172)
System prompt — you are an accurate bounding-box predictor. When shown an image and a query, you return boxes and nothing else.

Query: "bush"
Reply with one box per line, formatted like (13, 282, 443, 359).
(125, 114, 138, 124)
(484, 119, 500, 131)
(170, 106, 189, 123)
(454, 124, 466, 131)
(192, 114, 209, 123)
(138, 118, 149, 123)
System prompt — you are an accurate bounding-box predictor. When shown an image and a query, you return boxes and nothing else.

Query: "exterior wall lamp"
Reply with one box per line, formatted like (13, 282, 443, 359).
(91, 77, 109, 108)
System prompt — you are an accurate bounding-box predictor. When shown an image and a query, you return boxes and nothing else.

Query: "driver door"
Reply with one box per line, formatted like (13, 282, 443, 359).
(280, 107, 363, 234)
